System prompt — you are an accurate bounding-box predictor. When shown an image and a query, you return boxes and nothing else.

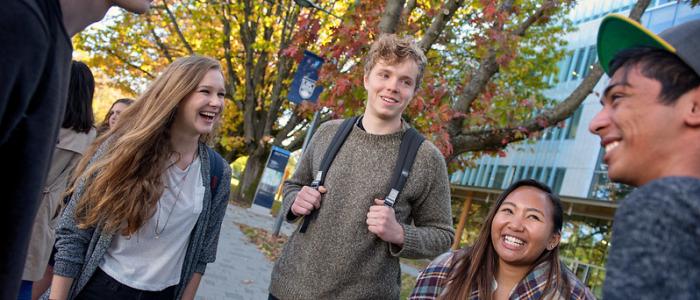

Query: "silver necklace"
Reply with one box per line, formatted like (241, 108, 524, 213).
(154, 153, 197, 239)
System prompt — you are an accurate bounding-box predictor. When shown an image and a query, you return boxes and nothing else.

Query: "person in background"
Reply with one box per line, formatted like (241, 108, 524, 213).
(49, 56, 231, 300)
(19, 61, 98, 300)
(97, 98, 134, 135)
(410, 179, 594, 300)
(590, 15, 700, 299)
(0, 1, 150, 297)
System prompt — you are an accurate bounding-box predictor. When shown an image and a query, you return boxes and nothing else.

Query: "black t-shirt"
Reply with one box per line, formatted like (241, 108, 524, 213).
(0, 0, 72, 297)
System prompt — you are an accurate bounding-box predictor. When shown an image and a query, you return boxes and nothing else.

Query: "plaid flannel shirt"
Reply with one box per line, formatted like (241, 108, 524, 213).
(409, 250, 596, 300)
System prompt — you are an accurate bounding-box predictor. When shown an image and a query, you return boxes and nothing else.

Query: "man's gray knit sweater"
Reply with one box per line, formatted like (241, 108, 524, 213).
(603, 177, 700, 299)
(270, 119, 454, 299)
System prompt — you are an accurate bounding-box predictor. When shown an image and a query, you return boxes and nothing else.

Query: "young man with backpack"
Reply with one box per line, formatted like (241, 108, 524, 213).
(269, 34, 454, 299)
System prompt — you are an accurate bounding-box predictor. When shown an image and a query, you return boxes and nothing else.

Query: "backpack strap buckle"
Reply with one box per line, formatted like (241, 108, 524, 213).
(384, 189, 399, 207)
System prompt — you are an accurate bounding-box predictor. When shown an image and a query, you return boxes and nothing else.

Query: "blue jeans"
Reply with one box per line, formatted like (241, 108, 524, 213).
(17, 281, 32, 300)
(75, 268, 175, 300)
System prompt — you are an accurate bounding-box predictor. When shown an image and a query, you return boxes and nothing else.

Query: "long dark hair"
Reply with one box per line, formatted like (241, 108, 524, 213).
(440, 179, 569, 299)
(62, 61, 95, 133)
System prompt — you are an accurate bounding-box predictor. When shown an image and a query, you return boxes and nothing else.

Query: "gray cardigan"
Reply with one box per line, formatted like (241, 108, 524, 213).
(52, 142, 231, 299)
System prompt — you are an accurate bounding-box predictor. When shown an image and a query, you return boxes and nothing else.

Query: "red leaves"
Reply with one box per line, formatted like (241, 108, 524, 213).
(411, 95, 425, 112)
(431, 130, 453, 158)
(519, 98, 532, 107)
(334, 77, 352, 96)
(482, 1, 498, 19)
(284, 13, 322, 62)
(281, 46, 299, 58)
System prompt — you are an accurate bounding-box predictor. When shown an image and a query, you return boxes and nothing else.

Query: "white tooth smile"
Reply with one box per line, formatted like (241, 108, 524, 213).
(504, 235, 525, 246)
(381, 96, 399, 103)
(200, 112, 216, 118)
(605, 141, 620, 153)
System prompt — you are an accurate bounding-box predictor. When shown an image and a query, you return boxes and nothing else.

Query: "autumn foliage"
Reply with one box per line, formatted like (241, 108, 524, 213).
(75, 0, 651, 201)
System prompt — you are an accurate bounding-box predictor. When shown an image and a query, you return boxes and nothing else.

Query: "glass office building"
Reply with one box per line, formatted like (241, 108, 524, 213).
(448, 1, 700, 294)
(450, 0, 700, 200)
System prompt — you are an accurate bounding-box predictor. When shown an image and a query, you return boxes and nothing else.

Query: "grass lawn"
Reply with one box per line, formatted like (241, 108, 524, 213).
(400, 273, 418, 299)
(400, 257, 430, 271)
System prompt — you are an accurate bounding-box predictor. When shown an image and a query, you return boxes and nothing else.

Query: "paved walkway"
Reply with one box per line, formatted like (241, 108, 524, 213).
(195, 205, 294, 300)
(196, 204, 421, 300)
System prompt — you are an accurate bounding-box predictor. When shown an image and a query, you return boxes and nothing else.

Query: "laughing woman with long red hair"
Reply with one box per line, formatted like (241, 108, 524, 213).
(48, 56, 231, 300)
(410, 179, 595, 300)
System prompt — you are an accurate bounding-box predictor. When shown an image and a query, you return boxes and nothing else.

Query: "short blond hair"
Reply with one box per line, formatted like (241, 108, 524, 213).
(364, 34, 427, 90)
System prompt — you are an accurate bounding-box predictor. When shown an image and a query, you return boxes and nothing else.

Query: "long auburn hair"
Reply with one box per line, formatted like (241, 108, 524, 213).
(439, 179, 570, 299)
(70, 56, 223, 235)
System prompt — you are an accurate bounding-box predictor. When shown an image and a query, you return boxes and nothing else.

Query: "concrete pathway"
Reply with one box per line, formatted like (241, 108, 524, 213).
(195, 205, 295, 300)
(196, 204, 422, 300)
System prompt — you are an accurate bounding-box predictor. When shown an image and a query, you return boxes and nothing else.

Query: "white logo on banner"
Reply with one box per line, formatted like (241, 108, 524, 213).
(300, 76, 316, 100)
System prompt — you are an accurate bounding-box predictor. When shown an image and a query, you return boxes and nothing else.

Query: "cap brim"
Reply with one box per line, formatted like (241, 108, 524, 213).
(597, 14, 676, 75)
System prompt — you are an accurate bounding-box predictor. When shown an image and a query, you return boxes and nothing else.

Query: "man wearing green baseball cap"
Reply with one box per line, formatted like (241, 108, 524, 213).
(589, 14, 700, 299)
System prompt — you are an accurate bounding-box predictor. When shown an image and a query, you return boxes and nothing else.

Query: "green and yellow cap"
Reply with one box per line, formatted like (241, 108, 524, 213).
(597, 14, 700, 77)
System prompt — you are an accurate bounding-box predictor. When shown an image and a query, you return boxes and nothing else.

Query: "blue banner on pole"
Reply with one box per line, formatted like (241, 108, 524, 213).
(252, 146, 291, 210)
(288, 51, 324, 104)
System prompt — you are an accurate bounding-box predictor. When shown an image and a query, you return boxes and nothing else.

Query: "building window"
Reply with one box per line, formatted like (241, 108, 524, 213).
(492, 166, 508, 189)
(461, 168, 472, 185)
(540, 128, 549, 140)
(588, 149, 634, 201)
(565, 107, 583, 139)
(582, 45, 597, 77)
(559, 54, 574, 82)
(552, 168, 566, 194)
(533, 167, 544, 182)
(511, 166, 523, 184)
(521, 166, 532, 180)
(479, 164, 494, 187)
(450, 171, 462, 184)
(543, 167, 552, 185)
(469, 166, 480, 185)
(553, 126, 564, 140)
(570, 48, 586, 80)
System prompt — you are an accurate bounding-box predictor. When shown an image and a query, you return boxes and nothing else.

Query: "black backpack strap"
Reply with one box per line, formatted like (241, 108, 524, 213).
(384, 128, 424, 207)
(299, 116, 359, 233)
(207, 146, 225, 201)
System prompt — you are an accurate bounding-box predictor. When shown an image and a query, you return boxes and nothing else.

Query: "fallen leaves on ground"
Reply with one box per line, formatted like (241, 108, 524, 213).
(237, 223, 288, 261)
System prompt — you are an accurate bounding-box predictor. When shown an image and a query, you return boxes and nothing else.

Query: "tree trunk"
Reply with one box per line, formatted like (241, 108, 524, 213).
(379, 0, 405, 33)
(235, 149, 267, 204)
